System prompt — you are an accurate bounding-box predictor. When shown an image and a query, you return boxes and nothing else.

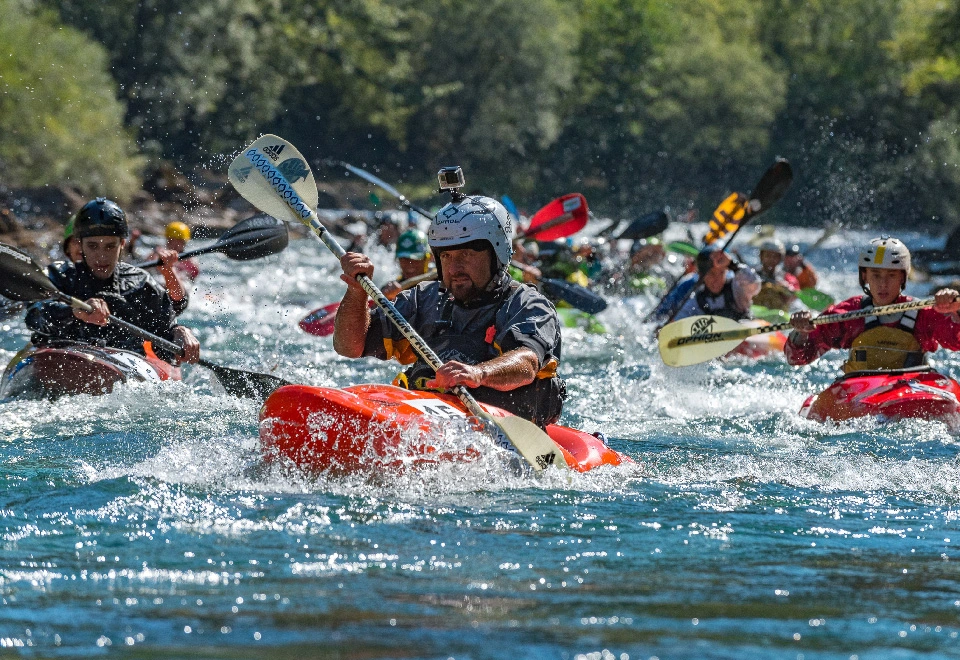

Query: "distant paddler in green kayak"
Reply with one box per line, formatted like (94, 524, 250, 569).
(24, 198, 201, 364)
(333, 179, 566, 428)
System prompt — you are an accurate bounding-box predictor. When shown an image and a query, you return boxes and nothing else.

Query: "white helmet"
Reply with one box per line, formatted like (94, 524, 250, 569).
(758, 237, 785, 255)
(429, 196, 514, 269)
(859, 236, 911, 293)
(859, 237, 911, 273)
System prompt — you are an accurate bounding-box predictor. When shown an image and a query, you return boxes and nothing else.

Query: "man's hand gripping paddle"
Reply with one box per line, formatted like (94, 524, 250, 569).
(230, 135, 570, 473)
(0, 243, 291, 399)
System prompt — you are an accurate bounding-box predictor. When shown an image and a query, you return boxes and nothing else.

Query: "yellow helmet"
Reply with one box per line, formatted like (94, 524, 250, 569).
(165, 221, 191, 241)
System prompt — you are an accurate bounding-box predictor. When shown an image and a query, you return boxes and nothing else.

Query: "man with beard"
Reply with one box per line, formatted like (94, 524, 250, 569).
(333, 195, 565, 427)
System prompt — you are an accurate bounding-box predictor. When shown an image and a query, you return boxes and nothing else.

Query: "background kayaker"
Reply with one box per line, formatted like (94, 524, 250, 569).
(24, 197, 201, 364)
(784, 243, 819, 289)
(160, 221, 201, 282)
(62, 212, 82, 263)
(333, 195, 566, 427)
(670, 243, 761, 321)
(381, 229, 432, 299)
(752, 238, 799, 312)
(786, 237, 960, 372)
(141, 221, 196, 314)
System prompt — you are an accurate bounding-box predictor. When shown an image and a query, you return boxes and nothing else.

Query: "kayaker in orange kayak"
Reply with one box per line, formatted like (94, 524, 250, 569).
(333, 195, 565, 427)
(24, 198, 201, 364)
(784, 243, 819, 289)
(786, 237, 960, 372)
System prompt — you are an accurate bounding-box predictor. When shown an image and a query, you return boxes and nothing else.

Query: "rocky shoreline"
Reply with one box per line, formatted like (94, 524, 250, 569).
(0, 163, 414, 263)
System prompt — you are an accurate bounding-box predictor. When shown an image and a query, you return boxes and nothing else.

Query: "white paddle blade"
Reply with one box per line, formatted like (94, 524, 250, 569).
(228, 134, 319, 224)
(658, 315, 751, 367)
(478, 411, 571, 472)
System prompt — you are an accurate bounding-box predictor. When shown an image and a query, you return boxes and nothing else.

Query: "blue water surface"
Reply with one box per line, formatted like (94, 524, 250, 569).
(1, 226, 959, 659)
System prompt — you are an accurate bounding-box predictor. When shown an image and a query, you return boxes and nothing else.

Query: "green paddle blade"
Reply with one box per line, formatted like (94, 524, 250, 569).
(658, 314, 755, 367)
(751, 305, 790, 324)
(666, 241, 700, 257)
(227, 135, 319, 224)
(797, 288, 833, 312)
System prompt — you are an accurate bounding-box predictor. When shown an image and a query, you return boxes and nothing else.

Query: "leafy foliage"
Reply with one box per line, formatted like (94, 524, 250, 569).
(0, 0, 142, 199)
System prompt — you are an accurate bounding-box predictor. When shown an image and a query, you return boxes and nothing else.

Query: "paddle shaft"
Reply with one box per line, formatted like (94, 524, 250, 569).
(56, 293, 187, 359)
(243, 149, 503, 428)
(340, 161, 433, 220)
(668, 296, 942, 348)
(134, 243, 218, 269)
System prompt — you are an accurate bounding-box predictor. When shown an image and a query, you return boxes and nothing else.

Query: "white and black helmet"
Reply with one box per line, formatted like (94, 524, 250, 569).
(429, 195, 514, 270)
(858, 236, 911, 292)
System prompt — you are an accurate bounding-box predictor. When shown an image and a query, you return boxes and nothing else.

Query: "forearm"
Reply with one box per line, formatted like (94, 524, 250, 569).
(475, 348, 539, 391)
(333, 289, 372, 357)
(159, 267, 186, 303)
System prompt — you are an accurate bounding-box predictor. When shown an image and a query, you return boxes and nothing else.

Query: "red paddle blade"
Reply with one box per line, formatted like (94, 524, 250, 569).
(299, 303, 341, 336)
(520, 193, 588, 241)
(299, 299, 376, 337)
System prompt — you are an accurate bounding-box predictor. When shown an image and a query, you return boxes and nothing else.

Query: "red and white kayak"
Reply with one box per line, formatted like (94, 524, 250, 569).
(799, 367, 960, 429)
(259, 384, 629, 473)
(1, 342, 181, 400)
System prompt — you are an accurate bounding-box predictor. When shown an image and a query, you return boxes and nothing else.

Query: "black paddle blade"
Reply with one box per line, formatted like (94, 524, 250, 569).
(200, 359, 291, 401)
(750, 159, 793, 210)
(0, 243, 59, 302)
(541, 278, 608, 314)
(219, 213, 289, 261)
(617, 210, 670, 240)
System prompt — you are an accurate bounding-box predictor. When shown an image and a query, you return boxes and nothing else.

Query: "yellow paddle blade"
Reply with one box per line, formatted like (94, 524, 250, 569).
(703, 193, 749, 245)
(657, 315, 755, 367)
(228, 134, 319, 224)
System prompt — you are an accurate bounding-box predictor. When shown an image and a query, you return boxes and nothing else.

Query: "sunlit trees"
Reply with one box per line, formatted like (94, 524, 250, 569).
(0, 0, 142, 199)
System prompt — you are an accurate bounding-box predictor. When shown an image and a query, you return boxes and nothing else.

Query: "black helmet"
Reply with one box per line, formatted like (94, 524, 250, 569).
(785, 243, 801, 257)
(74, 198, 129, 239)
(695, 243, 722, 276)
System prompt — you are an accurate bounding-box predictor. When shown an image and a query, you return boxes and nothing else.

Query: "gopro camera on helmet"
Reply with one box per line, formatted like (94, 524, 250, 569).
(437, 166, 465, 196)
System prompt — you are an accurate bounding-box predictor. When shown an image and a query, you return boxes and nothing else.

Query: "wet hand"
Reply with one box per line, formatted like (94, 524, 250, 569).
(74, 298, 110, 326)
(339, 253, 374, 296)
(154, 247, 180, 270)
(172, 325, 200, 364)
(789, 310, 814, 334)
(426, 361, 485, 390)
(934, 288, 960, 315)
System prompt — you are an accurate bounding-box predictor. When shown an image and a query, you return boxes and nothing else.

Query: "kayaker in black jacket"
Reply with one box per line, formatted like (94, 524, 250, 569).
(333, 194, 565, 427)
(25, 198, 200, 364)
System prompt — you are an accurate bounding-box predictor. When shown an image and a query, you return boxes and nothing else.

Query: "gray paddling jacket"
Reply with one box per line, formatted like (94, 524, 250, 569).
(361, 274, 566, 427)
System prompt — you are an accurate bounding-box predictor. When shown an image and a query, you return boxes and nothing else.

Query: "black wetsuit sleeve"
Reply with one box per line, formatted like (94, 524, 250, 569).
(171, 288, 189, 317)
(24, 265, 81, 339)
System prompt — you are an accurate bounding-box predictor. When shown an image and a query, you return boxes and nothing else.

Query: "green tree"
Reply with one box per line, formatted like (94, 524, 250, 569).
(0, 0, 142, 199)
(545, 0, 785, 216)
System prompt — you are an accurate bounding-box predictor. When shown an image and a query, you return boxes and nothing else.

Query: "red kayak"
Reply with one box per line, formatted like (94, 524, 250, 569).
(799, 367, 960, 429)
(1, 342, 181, 400)
(299, 300, 375, 337)
(260, 384, 629, 473)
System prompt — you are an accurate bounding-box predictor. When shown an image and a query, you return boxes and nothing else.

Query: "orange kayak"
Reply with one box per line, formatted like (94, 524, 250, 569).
(259, 384, 629, 473)
(799, 367, 960, 429)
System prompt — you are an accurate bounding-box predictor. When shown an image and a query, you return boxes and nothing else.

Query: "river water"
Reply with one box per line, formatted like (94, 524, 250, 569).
(1, 226, 959, 659)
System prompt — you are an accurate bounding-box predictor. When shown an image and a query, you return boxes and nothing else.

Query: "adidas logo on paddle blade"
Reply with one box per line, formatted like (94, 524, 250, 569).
(233, 166, 252, 183)
(262, 144, 285, 161)
(536, 451, 557, 470)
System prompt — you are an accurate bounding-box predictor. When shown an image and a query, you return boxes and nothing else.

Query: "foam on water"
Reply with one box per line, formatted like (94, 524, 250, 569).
(3, 227, 960, 657)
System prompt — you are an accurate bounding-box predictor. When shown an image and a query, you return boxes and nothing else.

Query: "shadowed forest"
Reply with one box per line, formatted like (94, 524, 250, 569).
(3, 0, 960, 229)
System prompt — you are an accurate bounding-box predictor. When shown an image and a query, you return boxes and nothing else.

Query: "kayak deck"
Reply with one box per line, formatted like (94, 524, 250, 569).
(259, 384, 628, 473)
(799, 367, 960, 428)
(1, 342, 180, 400)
